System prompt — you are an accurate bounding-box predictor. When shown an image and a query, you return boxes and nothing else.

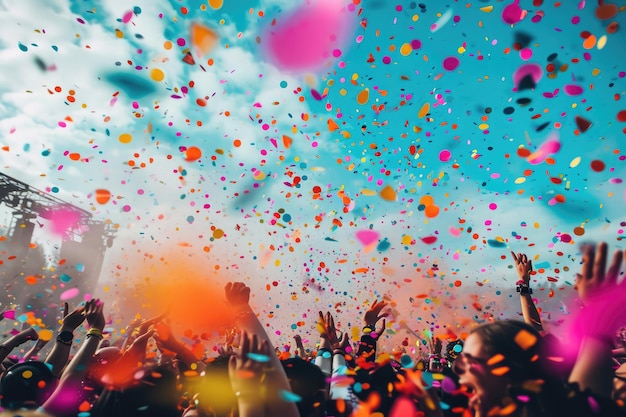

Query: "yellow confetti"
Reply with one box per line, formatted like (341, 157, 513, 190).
(208, 0, 223, 9)
(400, 43, 413, 56)
(569, 156, 581, 168)
(118, 133, 132, 144)
(38, 329, 54, 341)
(150, 68, 164, 82)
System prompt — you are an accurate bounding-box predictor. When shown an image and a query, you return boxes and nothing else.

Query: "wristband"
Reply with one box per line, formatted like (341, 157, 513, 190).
(86, 328, 104, 340)
(516, 285, 532, 295)
(56, 330, 73, 346)
(316, 348, 331, 358)
(362, 324, 376, 334)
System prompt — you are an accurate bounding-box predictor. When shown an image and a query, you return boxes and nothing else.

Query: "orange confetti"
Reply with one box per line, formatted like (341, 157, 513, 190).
(190, 22, 219, 56)
(583, 34, 597, 49)
(24, 275, 38, 285)
(424, 205, 440, 218)
(185, 146, 202, 161)
(356, 88, 369, 105)
(379, 185, 396, 201)
(417, 102, 430, 119)
(95, 189, 111, 204)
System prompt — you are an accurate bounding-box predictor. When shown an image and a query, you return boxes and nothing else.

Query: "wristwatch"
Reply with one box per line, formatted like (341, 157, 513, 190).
(517, 284, 532, 295)
(57, 330, 73, 345)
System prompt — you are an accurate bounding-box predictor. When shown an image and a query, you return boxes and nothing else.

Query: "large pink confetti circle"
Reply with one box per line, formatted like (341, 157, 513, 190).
(442, 56, 460, 71)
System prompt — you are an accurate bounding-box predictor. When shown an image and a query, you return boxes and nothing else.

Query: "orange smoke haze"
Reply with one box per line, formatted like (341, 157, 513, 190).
(107, 249, 238, 338)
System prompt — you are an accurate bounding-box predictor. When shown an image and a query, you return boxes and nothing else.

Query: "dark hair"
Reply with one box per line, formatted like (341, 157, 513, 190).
(469, 320, 547, 383)
(0, 361, 58, 410)
(282, 357, 327, 417)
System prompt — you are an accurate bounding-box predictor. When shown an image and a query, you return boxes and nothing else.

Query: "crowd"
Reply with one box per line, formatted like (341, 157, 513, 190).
(1, 241, 626, 417)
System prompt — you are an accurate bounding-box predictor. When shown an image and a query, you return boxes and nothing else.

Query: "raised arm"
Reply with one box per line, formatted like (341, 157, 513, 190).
(511, 251, 543, 331)
(569, 242, 626, 397)
(224, 282, 299, 417)
(227, 331, 270, 417)
(357, 299, 388, 362)
(154, 320, 199, 369)
(44, 302, 86, 377)
(43, 299, 105, 416)
(0, 326, 39, 364)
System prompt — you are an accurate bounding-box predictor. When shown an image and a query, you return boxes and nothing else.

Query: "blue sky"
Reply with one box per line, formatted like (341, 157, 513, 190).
(0, 0, 625, 350)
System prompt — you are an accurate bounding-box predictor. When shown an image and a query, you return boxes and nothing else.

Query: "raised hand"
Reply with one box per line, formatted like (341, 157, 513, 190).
(228, 331, 270, 399)
(511, 251, 533, 285)
(225, 282, 251, 309)
(83, 299, 105, 331)
(60, 302, 86, 332)
(137, 311, 168, 334)
(318, 311, 341, 348)
(576, 242, 626, 305)
(364, 299, 389, 326)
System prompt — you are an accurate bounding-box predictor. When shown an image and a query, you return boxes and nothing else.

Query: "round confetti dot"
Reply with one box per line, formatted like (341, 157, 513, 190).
(590, 160, 605, 172)
(442, 56, 459, 71)
(400, 43, 412, 56)
(150, 68, 165, 82)
(118, 133, 132, 144)
(424, 205, 440, 218)
(38, 329, 54, 342)
(519, 48, 533, 61)
(439, 149, 451, 162)
(95, 189, 111, 204)
(22, 370, 34, 379)
(617, 110, 626, 122)
(208, 0, 223, 10)
(185, 146, 202, 161)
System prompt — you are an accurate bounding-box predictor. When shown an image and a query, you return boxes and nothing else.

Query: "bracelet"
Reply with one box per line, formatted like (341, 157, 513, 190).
(332, 349, 345, 355)
(86, 328, 104, 340)
(316, 348, 331, 358)
(516, 285, 532, 295)
(362, 324, 376, 334)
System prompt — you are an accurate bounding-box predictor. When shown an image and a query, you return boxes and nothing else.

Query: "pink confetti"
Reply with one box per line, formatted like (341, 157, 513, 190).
(122, 10, 134, 24)
(564, 84, 584, 96)
(60, 287, 80, 301)
(502, 0, 527, 25)
(519, 48, 533, 61)
(48, 208, 81, 236)
(442, 56, 460, 71)
(356, 230, 380, 246)
(527, 132, 561, 165)
(261, 0, 355, 73)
